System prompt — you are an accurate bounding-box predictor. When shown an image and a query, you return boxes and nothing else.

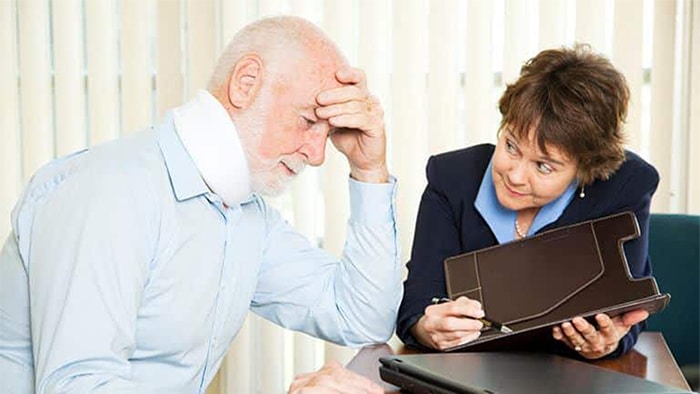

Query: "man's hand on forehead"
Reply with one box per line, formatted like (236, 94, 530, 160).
(312, 66, 388, 183)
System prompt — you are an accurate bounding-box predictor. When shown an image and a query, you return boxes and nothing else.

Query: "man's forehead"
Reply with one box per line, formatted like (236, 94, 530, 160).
(290, 48, 347, 107)
(303, 74, 345, 108)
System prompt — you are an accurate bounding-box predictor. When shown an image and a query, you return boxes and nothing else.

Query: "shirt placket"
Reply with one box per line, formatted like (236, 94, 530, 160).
(199, 199, 240, 392)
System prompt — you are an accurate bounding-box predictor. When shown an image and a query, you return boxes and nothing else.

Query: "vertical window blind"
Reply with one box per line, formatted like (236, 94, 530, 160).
(1, 0, 697, 392)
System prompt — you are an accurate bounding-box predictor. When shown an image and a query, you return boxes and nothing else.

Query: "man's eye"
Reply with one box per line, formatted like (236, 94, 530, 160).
(299, 116, 316, 129)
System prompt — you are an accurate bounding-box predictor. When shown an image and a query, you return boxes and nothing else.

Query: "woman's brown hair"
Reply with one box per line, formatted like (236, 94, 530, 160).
(498, 43, 629, 185)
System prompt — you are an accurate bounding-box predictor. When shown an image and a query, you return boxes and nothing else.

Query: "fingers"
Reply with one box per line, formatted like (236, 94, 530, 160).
(316, 84, 365, 107)
(621, 309, 649, 326)
(316, 91, 382, 136)
(439, 331, 481, 350)
(454, 296, 486, 316)
(417, 297, 487, 350)
(315, 68, 382, 134)
(315, 67, 368, 111)
(560, 320, 588, 351)
(572, 317, 599, 345)
(433, 315, 484, 333)
(552, 315, 625, 359)
(315, 98, 369, 119)
(421, 312, 484, 344)
(573, 316, 613, 355)
(427, 327, 482, 350)
(314, 65, 386, 181)
(334, 67, 367, 88)
(552, 325, 578, 349)
(288, 361, 383, 394)
(315, 97, 381, 132)
(427, 296, 485, 320)
(288, 374, 316, 393)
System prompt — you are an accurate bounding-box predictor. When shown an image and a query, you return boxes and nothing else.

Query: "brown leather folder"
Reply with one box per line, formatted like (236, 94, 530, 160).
(443, 211, 670, 351)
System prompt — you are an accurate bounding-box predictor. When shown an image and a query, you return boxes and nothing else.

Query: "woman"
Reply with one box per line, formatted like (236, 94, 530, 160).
(397, 44, 659, 360)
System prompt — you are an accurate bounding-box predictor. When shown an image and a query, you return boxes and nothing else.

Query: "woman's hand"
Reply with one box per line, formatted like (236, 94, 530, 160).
(552, 309, 649, 359)
(410, 296, 485, 350)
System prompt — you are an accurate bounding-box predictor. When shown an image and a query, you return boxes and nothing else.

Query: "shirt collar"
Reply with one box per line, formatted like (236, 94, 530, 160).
(170, 90, 253, 206)
(157, 115, 210, 202)
(475, 157, 578, 243)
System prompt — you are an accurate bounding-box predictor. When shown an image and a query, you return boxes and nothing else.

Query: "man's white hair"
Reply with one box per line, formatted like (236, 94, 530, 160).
(207, 16, 340, 92)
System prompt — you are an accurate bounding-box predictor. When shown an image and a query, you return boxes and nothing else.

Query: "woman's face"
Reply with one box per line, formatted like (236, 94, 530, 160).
(492, 128, 579, 212)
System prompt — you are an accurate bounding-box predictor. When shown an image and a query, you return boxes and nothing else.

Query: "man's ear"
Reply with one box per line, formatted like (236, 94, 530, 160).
(228, 54, 263, 109)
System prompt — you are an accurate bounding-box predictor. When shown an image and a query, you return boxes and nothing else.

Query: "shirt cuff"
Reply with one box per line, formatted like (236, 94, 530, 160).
(349, 175, 397, 224)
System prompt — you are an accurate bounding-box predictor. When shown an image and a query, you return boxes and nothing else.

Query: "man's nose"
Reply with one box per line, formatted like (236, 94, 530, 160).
(300, 126, 328, 166)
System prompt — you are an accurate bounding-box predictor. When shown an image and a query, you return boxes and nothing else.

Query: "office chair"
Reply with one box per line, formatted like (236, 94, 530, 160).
(645, 213, 700, 391)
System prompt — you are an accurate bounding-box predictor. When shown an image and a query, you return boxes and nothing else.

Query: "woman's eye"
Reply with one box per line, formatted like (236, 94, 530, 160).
(505, 140, 517, 154)
(537, 162, 553, 174)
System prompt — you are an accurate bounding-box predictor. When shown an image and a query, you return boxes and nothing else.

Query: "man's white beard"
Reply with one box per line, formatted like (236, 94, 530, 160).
(251, 175, 287, 197)
(235, 93, 307, 197)
(248, 152, 307, 197)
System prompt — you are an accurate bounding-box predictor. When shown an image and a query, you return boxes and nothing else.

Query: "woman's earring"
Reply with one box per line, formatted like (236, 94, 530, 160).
(579, 186, 585, 198)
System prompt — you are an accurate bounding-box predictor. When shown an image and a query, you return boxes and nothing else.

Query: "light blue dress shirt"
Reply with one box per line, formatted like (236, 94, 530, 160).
(474, 159, 578, 243)
(0, 114, 401, 393)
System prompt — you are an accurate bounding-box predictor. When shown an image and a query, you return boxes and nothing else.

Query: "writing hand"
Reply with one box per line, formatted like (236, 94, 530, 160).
(411, 296, 485, 350)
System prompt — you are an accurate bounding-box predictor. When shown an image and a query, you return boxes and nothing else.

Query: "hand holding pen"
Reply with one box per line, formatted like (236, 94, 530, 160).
(411, 295, 512, 351)
(431, 297, 513, 334)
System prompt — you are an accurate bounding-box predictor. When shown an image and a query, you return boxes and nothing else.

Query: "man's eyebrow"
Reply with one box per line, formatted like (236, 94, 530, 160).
(295, 106, 319, 119)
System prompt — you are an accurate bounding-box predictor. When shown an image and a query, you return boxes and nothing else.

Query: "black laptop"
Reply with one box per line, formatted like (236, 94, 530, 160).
(379, 353, 691, 394)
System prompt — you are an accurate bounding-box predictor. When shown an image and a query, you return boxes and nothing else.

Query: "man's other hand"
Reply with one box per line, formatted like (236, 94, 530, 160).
(288, 360, 383, 394)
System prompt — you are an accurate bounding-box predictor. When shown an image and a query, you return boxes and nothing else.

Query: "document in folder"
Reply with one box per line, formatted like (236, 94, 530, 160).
(443, 211, 670, 351)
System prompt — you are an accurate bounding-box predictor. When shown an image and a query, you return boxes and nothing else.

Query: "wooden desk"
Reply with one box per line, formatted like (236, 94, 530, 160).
(347, 331, 691, 392)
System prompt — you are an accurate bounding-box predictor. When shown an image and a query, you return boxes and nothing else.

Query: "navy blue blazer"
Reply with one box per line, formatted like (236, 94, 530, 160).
(397, 144, 659, 359)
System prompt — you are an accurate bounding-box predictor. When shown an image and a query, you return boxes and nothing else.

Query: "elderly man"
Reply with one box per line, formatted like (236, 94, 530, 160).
(0, 16, 399, 393)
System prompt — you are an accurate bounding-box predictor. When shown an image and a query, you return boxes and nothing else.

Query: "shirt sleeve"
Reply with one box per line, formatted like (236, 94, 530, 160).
(16, 166, 157, 393)
(251, 176, 401, 347)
